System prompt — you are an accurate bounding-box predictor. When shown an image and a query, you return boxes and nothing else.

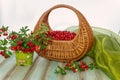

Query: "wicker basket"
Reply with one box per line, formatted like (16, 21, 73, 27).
(34, 4, 94, 62)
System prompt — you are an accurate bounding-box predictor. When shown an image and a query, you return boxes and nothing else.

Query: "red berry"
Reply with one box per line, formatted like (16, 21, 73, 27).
(30, 46, 35, 50)
(72, 68, 78, 73)
(4, 54, 9, 58)
(17, 41, 23, 45)
(35, 46, 40, 51)
(27, 41, 34, 47)
(80, 61, 86, 66)
(36, 35, 40, 39)
(0, 51, 8, 58)
(3, 33, 8, 36)
(84, 65, 89, 71)
(11, 46, 17, 51)
(65, 63, 71, 67)
(16, 45, 21, 50)
(0, 51, 4, 55)
(22, 48, 30, 53)
(79, 61, 86, 68)
(80, 65, 86, 69)
(10, 35, 18, 40)
(0, 28, 5, 32)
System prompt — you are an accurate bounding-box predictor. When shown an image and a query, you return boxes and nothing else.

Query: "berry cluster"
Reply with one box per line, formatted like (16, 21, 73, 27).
(0, 26, 12, 58)
(47, 31, 76, 41)
(0, 25, 51, 58)
(0, 51, 8, 58)
(0, 26, 8, 37)
(79, 61, 89, 71)
(65, 61, 89, 73)
(55, 61, 96, 75)
(8, 27, 41, 53)
(10, 40, 40, 53)
(9, 34, 18, 40)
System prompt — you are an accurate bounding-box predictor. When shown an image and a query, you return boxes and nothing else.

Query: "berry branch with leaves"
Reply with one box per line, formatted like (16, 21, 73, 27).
(55, 61, 97, 75)
(0, 26, 12, 58)
(0, 24, 51, 58)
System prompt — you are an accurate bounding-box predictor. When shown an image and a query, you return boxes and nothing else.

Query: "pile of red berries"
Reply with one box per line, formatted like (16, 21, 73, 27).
(47, 31, 76, 41)
(55, 61, 96, 75)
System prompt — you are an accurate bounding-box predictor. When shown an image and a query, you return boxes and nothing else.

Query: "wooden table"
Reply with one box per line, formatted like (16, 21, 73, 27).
(0, 53, 110, 80)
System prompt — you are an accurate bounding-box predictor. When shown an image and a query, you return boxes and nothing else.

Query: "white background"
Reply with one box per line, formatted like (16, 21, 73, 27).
(0, 0, 120, 33)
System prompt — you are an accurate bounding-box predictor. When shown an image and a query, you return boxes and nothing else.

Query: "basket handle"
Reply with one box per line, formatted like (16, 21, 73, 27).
(34, 4, 90, 33)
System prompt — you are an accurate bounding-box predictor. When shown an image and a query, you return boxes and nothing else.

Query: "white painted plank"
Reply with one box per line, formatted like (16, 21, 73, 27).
(0, 56, 5, 63)
(95, 69, 111, 80)
(4, 53, 38, 80)
(63, 71, 80, 80)
(0, 56, 16, 80)
(44, 61, 63, 80)
(23, 57, 49, 80)
(83, 69, 99, 80)
(0, 54, 111, 80)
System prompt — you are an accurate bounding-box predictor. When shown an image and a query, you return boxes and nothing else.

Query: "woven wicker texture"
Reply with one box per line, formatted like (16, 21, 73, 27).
(34, 4, 94, 62)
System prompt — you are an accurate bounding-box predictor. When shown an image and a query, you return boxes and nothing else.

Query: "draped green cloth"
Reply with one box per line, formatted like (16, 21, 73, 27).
(66, 27, 120, 80)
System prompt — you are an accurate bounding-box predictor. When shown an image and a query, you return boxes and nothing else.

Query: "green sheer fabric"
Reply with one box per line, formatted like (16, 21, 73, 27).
(66, 27, 120, 80)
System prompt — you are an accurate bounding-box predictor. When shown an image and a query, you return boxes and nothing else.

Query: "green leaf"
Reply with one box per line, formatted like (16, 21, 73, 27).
(88, 63, 97, 70)
(74, 62, 79, 69)
(0, 32, 2, 34)
(19, 26, 30, 36)
(0, 40, 3, 45)
(1, 26, 8, 31)
(64, 66, 71, 70)
(3, 39, 8, 45)
(23, 43, 28, 48)
(0, 46, 6, 50)
(6, 51, 12, 57)
(79, 68, 83, 72)
(25, 26, 28, 29)
(55, 66, 66, 75)
(0, 39, 8, 45)
(55, 70, 59, 74)
(40, 44, 46, 50)
(41, 23, 50, 32)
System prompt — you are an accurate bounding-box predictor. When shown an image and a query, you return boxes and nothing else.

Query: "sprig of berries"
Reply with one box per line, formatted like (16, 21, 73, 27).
(0, 25, 51, 58)
(55, 61, 97, 75)
(8, 26, 38, 53)
(0, 26, 8, 37)
(8, 26, 51, 53)
(0, 26, 12, 58)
